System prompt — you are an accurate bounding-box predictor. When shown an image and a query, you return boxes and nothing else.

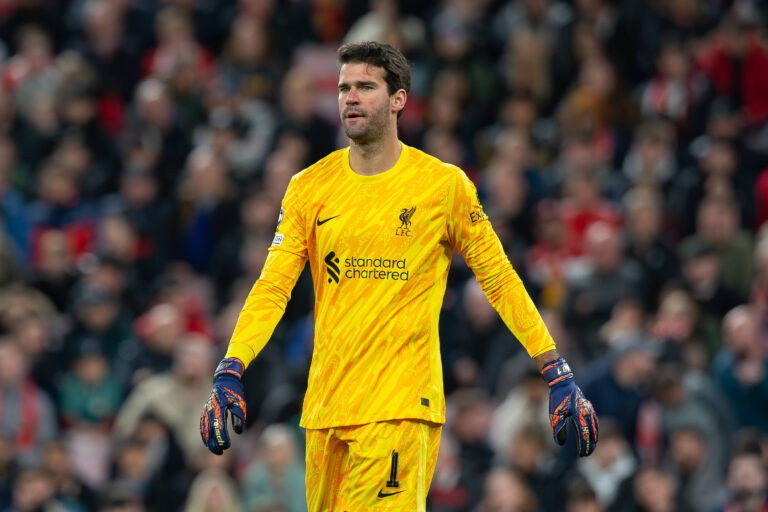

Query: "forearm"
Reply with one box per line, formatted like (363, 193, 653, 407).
(478, 254, 557, 359)
(225, 250, 305, 366)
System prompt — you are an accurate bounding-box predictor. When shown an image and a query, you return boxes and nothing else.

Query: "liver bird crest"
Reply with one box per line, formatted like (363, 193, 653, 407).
(399, 206, 416, 229)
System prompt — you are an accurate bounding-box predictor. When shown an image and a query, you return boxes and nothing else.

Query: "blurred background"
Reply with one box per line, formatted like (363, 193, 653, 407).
(0, 0, 767, 511)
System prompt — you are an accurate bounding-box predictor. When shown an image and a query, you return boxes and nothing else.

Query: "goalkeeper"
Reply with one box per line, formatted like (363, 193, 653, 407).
(201, 41, 598, 511)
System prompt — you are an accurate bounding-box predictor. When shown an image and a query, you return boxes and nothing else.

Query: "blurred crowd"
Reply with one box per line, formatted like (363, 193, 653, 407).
(0, 0, 767, 511)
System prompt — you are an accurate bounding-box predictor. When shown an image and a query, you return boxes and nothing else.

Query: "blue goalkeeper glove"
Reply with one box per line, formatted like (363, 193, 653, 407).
(200, 357, 246, 455)
(541, 357, 598, 457)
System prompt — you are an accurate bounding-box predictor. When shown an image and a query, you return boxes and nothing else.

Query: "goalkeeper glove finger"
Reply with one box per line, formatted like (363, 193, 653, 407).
(541, 357, 598, 457)
(200, 357, 246, 455)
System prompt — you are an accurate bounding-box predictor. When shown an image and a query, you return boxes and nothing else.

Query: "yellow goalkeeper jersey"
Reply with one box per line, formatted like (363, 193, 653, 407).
(225, 143, 556, 429)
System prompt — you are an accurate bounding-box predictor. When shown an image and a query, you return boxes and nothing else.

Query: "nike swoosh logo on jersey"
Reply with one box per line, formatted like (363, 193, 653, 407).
(317, 215, 341, 226)
(377, 489, 405, 498)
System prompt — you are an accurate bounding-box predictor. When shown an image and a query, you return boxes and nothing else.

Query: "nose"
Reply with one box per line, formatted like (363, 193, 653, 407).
(345, 87, 359, 104)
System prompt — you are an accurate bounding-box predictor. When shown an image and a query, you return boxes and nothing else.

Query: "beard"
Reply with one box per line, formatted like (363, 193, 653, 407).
(341, 101, 390, 144)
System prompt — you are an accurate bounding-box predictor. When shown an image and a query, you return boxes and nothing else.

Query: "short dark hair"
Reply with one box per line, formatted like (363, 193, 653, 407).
(337, 41, 411, 97)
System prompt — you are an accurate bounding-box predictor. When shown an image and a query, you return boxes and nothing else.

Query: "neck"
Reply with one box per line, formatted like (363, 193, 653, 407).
(348, 130, 402, 176)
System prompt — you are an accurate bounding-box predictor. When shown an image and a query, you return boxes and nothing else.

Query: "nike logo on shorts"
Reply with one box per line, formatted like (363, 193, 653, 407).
(377, 489, 405, 498)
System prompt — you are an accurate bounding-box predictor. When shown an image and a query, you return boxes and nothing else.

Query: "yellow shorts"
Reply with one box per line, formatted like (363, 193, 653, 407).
(305, 419, 442, 511)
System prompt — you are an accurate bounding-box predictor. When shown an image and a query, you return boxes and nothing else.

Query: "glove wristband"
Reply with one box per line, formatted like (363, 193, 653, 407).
(541, 357, 574, 388)
(213, 357, 245, 383)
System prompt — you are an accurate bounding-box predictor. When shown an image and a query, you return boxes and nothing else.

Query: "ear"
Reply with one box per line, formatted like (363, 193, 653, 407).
(391, 89, 407, 116)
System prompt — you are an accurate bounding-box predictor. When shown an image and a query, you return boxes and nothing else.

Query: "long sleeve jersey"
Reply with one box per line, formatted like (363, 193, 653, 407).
(225, 143, 555, 429)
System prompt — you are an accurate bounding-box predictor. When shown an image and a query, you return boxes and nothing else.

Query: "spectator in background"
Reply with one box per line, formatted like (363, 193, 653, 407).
(652, 364, 733, 473)
(142, 7, 214, 86)
(30, 229, 77, 313)
(637, 38, 710, 134)
(560, 161, 622, 256)
(577, 420, 636, 510)
(719, 450, 768, 512)
(67, 281, 131, 362)
(623, 187, 679, 311)
(275, 67, 335, 164)
(114, 335, 213, 460)
(664, 425, 727, 511)
(750, 235, 768, 319)
(564, 222, 641, 356)
(0, 77, 57, 176)
(449, 389, 495, 505)
(176, 147, 238, 275)
(650, 289, 710, 371)
(2, 465, 76, 512)
(566, 481, 603, 512)
(115, 300, 181, 385)
(557, 57, 638, 166)
(490, 367, 551, 466)
(680, 195, 754, 298)
(0, 287, 60, 397)
(125, 78, 191, 194)
(199, 102, 276, 184)
(526, 199, 570, 309)
(58, 336, 122, 430)
(697, 12, 768, 127)
(210, 188, 279, 302)
(428, 432, 472, 512)
(508, 423, 567, 511)
(0, 135, 29, 258)
(241, 424, 306, 512)
(501, 29, 555, 111)
(671, 138, 754, 238)
(27, 160, 97, 266)
(56, 74, 120, 193)
(484, 130, 544, 247)
(0, 342, 57, 463)
(343, 0, 427, 54)
(108, 166, 173, 281)
(98, 495, 144, 512)
(130, 414, 189, 512)
(580, 340, 658, 443)
(72, 0, 141, 120)
(475, 467, 537, 512)
(713, 306, 768, 431)
(1, 25, 58, 122)
(441, 279, 519, 394)
(621, 120, 678, 192)
(216, 17, 282, 104)
(0, 436, 16, 508)
(619, 466, 694, 512)
(679, 240, 743, 357)
(184, 468, 242, 512)
(42, 440, 99, 512)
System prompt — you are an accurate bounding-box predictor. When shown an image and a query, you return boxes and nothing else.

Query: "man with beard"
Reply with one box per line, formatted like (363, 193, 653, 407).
(200, 41, 598, 511)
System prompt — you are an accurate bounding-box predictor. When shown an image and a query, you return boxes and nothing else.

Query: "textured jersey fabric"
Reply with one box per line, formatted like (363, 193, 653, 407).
(225, 143, 556, 429)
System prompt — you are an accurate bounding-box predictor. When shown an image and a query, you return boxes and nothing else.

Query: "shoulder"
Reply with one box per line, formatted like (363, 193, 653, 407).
(291, 147, 348, 187)
(407, 145, 467, 182)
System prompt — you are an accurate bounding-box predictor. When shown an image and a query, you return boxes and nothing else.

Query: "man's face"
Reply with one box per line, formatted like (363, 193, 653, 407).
(338, 62, 396, 143)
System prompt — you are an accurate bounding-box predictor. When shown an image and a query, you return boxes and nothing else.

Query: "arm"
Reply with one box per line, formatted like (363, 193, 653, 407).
(447, 169, 555, 359)
(224, 249, 307, 366)
(448, 169, 598, 456)
(226, 174, 309, 366)
(201, 175, 308, 455)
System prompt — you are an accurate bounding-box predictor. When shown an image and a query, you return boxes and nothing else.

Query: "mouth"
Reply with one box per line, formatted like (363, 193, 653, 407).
(345, 111, 364, 120)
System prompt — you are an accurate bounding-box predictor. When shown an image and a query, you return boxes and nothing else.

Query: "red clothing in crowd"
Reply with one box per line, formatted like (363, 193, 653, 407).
(697, 38, 768, 126)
